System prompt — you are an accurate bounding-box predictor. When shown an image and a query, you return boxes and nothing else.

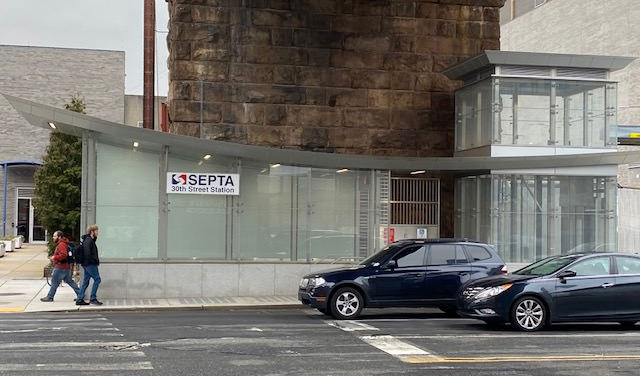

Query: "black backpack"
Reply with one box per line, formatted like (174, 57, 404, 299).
(65, 241, 84, 264)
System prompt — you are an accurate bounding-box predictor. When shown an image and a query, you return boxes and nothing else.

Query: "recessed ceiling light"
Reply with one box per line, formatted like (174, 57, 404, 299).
(336, 168, 349, 173)
(48, 122, 56, 129)
(410, 170, 426, 175)
(133, 141, 139, 148)
(203, 154, 211, 160)
(271, 163, 281, 168)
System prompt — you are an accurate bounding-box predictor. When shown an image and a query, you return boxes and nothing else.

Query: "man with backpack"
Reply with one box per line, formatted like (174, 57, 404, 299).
(76, 224, 103, 306)
(40, 230, 80, 302)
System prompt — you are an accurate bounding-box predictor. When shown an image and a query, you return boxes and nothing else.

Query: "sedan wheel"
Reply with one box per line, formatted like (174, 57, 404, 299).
(330, 287, 364, 320)
(511, 297, 546, 331)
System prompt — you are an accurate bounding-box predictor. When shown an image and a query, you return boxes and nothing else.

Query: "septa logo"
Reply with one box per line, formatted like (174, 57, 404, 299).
(172, 174, 187, 185)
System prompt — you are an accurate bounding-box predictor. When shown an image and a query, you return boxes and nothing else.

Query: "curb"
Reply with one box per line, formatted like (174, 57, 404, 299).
(37, 303, 306, 314)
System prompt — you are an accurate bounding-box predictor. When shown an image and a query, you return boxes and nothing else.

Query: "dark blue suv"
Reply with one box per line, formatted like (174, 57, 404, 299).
(298, 239, 506, 319)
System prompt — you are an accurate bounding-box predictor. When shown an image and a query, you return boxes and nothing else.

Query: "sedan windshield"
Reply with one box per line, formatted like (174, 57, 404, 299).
(514, 255, 581, 276)
(360, 244, 401, 266)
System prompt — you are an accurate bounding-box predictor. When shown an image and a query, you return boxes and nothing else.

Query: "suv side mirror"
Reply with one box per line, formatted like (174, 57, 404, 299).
(385, 260, 397, 269)
(557, 270, 577, 279)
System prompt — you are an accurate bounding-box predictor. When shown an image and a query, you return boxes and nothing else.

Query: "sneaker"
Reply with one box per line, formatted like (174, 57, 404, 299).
(89, 299, 103, 306)
(76, 300, 89, 306)
(40, 297, 53, 302)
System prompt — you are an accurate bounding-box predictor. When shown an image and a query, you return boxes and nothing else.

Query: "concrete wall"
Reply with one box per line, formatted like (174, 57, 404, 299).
(0, 45, 125, 237)
(167, 0, 505, 157)
(499, 0, 640, 249)
(99, 262, 352, 299)
(124, 95, 167, 130)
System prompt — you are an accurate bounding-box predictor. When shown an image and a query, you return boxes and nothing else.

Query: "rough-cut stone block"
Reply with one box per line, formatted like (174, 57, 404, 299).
(170, 60, 229, 81)
(389, 36, 414, 52)
(192, 82, 232, 102)
(415, 3, 437, 19)
(251, 9, 306, 27)
(368, 89, 389, 108)
(343, 35, 390, 52)
(353, 70, 390, 89)
(389, 91, 414, 109)
(191, 43, 231, 61)
(390, 71, 416, 90)
(271, 28, 294, 46)
(171, 100, 223, 122)
(171, 41, 192, 60)
(264, 104, 287, 125)
(202, 123, 248, 142)
(170, 81, 192, 100)
(295, 67, 351, 87)
(332, 15, 382, 34)
(287, 106, 343, 127)
(344, 108, 389, 129)
(241, 45, 308, 65)
(231, 26, 271, 45)
(170, 122, 201, 137)
(230, 63, 274, 83)
(382, 17, 416, 35)
(223, 103, 265, 124)
(305, 87, 327, 105)
(232, 84, 306, 104)
(326, 88, 367, 107)
(295, 30, 344, 49)
(247, 125, 287, 146)
(273, 65, 296, 84)
(331, 50, 383, 69)
(191, 6, 229, 23)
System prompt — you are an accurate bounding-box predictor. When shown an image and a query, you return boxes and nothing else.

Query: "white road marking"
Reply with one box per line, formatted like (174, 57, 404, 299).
(0, 318, 108, 322)
(0, 327, 119, 333)
(360, 335, 431, 356)
(0, 341, 142, 350)
(0, 362, 153, 371)
(325, 320, 380, 332)
(248, 327, 263, 332)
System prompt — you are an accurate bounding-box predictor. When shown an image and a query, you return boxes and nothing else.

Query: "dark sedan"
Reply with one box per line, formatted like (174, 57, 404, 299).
(458, 252, 640, 331)
(299, 238, 506, 319)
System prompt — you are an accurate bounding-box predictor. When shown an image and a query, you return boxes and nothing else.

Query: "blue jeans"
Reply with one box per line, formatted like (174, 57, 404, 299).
(77, 264, 101, 301)
(47, 267, 80, 299)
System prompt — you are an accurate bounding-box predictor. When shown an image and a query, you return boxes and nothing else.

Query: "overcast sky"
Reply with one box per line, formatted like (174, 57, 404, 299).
(0, 0, 170, 96)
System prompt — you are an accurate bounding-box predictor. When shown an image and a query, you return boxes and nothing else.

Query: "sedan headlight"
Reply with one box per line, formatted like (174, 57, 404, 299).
(473, 283, 513, 300)
(308, 277, 326, 287)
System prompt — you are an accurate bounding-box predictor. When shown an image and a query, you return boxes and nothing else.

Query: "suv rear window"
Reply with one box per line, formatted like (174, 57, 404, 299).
(466, 245, 491, 261)
(428, 244, 464, 265)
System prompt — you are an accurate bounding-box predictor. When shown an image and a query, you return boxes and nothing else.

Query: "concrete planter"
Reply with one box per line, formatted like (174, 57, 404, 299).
(13, 236, 23, 249)
(0, 240, 14, 253)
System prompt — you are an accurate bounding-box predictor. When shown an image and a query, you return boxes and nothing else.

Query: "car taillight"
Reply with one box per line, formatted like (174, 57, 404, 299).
(500, 265, 508, 274)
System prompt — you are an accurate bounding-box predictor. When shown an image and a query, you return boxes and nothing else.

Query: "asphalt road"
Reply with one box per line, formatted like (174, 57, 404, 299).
(0, 307, 639, 375)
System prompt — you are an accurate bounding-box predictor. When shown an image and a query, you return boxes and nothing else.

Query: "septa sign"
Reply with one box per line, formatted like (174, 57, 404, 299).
(167, 172, 239, 195)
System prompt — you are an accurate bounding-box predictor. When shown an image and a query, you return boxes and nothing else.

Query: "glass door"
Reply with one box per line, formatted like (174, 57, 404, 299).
(17, 198, 30, 243)
(16, 197, 46, 244)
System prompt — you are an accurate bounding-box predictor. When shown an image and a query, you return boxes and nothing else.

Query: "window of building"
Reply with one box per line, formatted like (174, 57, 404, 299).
(394, 246, 427, 267)
(456, 175, 617, 263)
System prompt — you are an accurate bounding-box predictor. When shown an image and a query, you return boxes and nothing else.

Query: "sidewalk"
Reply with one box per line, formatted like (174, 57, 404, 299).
(0, 245, 300, 313)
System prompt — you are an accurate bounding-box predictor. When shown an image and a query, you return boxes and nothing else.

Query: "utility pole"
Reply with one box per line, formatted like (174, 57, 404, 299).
(143, 0, 155, 130)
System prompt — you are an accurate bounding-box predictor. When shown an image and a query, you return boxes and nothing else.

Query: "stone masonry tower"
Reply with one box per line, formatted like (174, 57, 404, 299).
(167, 0, 505, 157)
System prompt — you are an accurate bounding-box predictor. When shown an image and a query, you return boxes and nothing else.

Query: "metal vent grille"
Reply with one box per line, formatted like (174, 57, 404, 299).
(556, 67, 607, 80)
(500, 65, 552, 77)
(357, 175, 371, 259)
(17, 188, 35, 198)
(376, 171, 391, 250)
(390, 178, 439, 225)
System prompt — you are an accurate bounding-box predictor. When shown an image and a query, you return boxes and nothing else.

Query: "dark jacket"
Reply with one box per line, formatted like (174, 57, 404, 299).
(51, 237, 71, 269)
(81, 234, 100, 266)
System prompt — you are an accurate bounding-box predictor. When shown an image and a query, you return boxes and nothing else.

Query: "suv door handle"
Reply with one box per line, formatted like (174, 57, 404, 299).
(601, 283, 614, 288)
(412, 273, 424, 277)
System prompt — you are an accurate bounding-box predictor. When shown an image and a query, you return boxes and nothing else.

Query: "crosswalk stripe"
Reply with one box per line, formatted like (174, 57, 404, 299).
(325, 320, 379, 332)
(0, 327, 119, 333)
(359, 335, 431, 356)
(0, 362, 153, 371)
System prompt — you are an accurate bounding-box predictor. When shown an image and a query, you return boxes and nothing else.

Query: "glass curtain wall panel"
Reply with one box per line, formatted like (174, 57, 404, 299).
(297, 169, 357, 262)
(166, 154, 236, 260)
(232, 163, 293, 260)
(456, 174, 617, 263)
(496, 78, 552, 146)
(96, 142, 159, 259)
(455, 80, 493, 151)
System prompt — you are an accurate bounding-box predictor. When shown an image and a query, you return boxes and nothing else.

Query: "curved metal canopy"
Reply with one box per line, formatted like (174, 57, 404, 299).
(4, 93, 640, 172)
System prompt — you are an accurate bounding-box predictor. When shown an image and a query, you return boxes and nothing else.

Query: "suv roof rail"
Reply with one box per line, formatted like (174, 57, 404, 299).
(394, 238, 480, 244)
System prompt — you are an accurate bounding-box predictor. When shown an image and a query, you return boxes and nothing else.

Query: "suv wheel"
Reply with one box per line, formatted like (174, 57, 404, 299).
(510, 296, 546, 332)
(330, 287, 364, 320)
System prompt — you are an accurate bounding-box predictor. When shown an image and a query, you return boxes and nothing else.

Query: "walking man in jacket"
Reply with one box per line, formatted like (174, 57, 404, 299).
(40, 231, 80, 302)
(76, 224, 103, 305)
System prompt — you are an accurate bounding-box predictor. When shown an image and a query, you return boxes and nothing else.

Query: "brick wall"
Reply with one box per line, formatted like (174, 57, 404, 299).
(0, 45, 125, 237)
(168, 0, 505, 157)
